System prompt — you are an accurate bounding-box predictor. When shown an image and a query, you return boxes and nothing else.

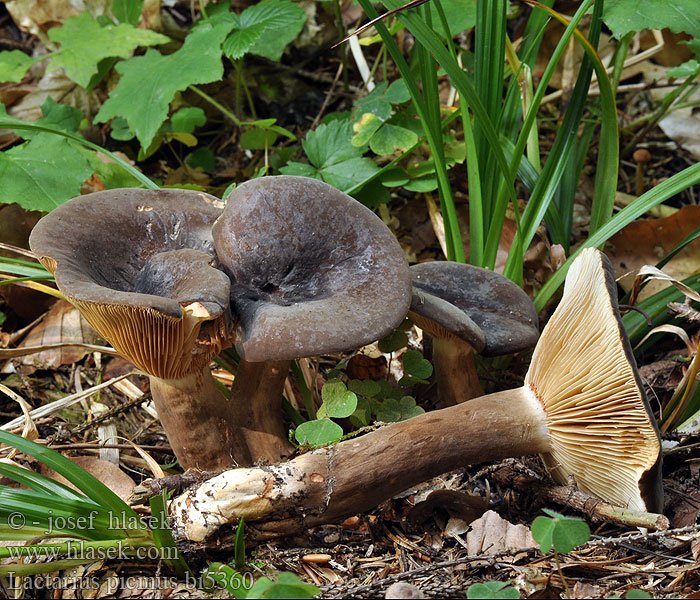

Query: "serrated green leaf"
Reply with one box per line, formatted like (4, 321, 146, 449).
(279, 161, 321, 180)
(294, 419, 343, 447)
(0, 134, 93, 211)
(95, 19, 232, 149)
(0, 50, 34, 83)
(321, 379, 358, 418)
(369, 123, 418, 155)
(244, 0, 307, 62)
(223, 21, 266, 60)
(48, 12, 169, 87)
(321, 157, 379, 192)
(603, 0, 700, 40)
(171, 107, 206, 133)
(402, 350, 433, 379)
(303, 119, 362, 168)
(378, 330, 409, 354)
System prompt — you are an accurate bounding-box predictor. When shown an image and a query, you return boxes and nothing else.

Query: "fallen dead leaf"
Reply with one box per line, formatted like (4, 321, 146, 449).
(41, 455, 135, 501)
(466, 509, 535, 556)
(606, 204, 700, 299)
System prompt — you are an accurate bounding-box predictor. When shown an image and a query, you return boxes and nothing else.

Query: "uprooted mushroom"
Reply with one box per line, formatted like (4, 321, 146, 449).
(29, 177, 412, 470)
(170, 248, 662, 542)
(212, 175, 412, 462)
(409, 262, 539, 404)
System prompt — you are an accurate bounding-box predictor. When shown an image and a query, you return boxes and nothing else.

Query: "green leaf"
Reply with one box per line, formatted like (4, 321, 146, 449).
(294, 419, 343, 447)
(369, 123, 418, 155)
(603, 0, 700, 40)
(378, 330, 409, 354)
(0, 134, 93, 211)
(321, 157, 379, 192)
(402, 350, 433, 379)
(222, 0, 306, 62)
(187, 147, 215, 172)
(203, 562, 249, 599)
(532, 510, 591, 554)
(95, 18, 232, 149)
(374, 396, 424, 423)
(404, 176, 438, 192)
(320, 379, 358, 418)
(467, 581, 520, 599)
(37, 98, 83, 134)
(0, 50, 34, 83)
(246, 572, 319, 599)
(112, 0, 145, 25)
(383, 79, 411, 104)
(429, 0, 477, 37)
(303, 119, 362, 168)
(240, 127, 277, 150)
(109, 117, 135, 141)
(668, 59, 700, 79)
(348, 379, 382, 398)
(352, 113, 383, 147)
(279, 161, 321, 180)
(234, 517, 246, 569)
(624, 592, 652, 599)
(171, 107, 206, 133)
(349, 397, 371, 427)
(48, 12, 169, 87)
(149, 492, 191, 577)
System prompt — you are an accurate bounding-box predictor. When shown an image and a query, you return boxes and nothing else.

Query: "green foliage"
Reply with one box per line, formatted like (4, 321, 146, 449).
(531, 509, 591, 554)
(0, 431, 180, 576)
(399, 349, 434, 385)
(294, 378, 357, 447)
(603, 0, 700, 40)
(95, 19, 232, 149)
(280, 115, 380, 192)
(246, 572, 319, 599)
(467, 580, 520, 599)
(221, 0, 307, 62)
(47, 12, 169, 88)
(0, 50, 35, 83)
(373, 396, 424, 422)
(0, 106, 93, 211)
(607, 591, 653, 599)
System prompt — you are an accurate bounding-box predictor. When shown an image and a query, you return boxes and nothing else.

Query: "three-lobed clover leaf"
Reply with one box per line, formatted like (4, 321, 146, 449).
(531, 508, 591, 554)
(374, 396, 424, 423)
(467, 581, 520, 599)
(317, 379, 358, 419)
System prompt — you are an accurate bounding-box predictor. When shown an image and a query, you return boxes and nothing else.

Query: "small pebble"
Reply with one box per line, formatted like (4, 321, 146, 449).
(385, 582, 425, 599)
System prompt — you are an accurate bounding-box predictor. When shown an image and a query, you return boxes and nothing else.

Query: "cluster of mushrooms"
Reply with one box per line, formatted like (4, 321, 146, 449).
(29, 175, 663, 543)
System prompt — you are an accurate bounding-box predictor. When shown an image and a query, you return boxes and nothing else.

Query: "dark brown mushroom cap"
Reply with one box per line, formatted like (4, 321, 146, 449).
(409, 290, 486, 352)
(29, 189, 231, 379)
(212, 176, 412, 362)
(410, 262, 539, 357)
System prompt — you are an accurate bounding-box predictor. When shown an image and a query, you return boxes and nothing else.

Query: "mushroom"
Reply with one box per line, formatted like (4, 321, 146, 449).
(212, 175, 413, 461)
(171, 248, 663, 542)
(409, 262, 539, 404)
(29, 188, 249, 470)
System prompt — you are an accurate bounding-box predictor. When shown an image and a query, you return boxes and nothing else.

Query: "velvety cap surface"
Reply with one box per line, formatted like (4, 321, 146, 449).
(411, 262, 538, 356)
(29, 189, 231, 378)
(213, 176, 412, 361)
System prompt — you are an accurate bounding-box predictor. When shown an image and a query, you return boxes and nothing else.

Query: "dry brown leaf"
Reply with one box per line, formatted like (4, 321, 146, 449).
(607, 204, 700, 299)
(41, 456, 135, 501)
(466, 510, 535, 556)
(18, 299, 100, 368)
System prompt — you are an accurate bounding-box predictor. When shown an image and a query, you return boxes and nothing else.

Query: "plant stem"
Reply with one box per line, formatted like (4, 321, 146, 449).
(187, 84, 242, 127)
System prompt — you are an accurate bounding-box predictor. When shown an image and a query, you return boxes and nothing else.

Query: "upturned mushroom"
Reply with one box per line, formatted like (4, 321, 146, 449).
(171, 248, 662, 542)
(29, 188, 247, 470)
(409, 262, 539, 404)
(212, 175, 412, 461)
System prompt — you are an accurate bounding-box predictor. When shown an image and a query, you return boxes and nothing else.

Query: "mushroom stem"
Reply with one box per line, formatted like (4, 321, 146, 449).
(432, 337, 483, 405)
(171, 386, 551, 541)
(228, 359, 294, 463)
(149, 368, 252, 470)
